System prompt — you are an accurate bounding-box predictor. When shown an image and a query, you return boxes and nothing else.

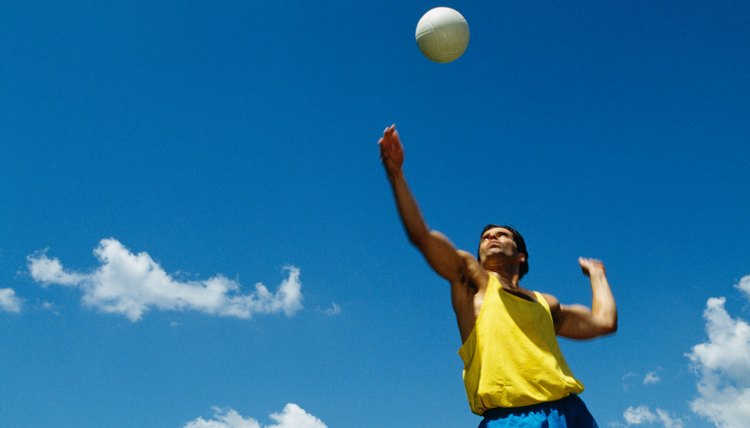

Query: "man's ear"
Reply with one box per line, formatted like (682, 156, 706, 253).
(517, 253, 527, 263)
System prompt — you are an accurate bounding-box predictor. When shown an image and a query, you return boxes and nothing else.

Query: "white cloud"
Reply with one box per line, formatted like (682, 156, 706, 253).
(624, 406, 657, 425)
(653, 409, 683, 428)
(27, 253, 87, 286)
(623, 370, 661, 391)
(618, 276, 750, 428)
(184, 404, 327, 428)
(686, 289, 750, 427)
(654, 409, 683, 428)
(623, 406, 683, 428)
(27, 238, 304, 322)
(266, 403, 327, 428)
(0, 288, 22, 313)
(184, 408, 260, 428)
(643, 370, 662, 385)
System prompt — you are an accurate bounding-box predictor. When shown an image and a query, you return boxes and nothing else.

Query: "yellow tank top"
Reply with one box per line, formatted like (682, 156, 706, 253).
(458, 274, 584, 415)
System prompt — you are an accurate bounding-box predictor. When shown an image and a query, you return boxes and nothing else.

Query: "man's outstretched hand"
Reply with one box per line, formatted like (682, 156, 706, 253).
(379, 124, 404, 178)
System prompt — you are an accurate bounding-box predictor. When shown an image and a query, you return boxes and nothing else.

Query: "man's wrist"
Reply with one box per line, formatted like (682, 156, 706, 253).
(388, 169, 405, 182)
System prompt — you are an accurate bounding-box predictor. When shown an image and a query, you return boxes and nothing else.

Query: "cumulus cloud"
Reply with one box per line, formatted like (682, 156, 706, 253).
(28, 254, 87, 286)
(686, 280, 750, 427)
(184, 404, 327, 428)
(184, 408, 260, 428)
(617, 276, 750, 428)
(265, 404, 328, 428)
(0, 288, 22, 313)
(623, 406, 684, 428)
(27, 238, 304, 322)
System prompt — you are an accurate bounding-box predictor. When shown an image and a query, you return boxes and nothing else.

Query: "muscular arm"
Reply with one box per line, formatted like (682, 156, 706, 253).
(554, 258, 618, 340)
(379, 125, 465, 282)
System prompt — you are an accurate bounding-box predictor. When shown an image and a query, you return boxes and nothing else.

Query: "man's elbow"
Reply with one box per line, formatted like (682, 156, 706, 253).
(588, 311, 617, 337)
(603, 323, 618, 335)
(599, 316, 618, 335)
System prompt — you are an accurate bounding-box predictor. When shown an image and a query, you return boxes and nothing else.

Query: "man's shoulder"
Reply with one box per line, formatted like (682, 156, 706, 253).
(537, 292, 561, 311)
(451, 251, 488, 290)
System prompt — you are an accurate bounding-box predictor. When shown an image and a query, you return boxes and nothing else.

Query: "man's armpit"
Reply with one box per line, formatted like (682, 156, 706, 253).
(553, 309, 566, 333)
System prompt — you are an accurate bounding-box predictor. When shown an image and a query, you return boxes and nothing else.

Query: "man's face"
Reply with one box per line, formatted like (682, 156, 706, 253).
(479, 227, 521, 263)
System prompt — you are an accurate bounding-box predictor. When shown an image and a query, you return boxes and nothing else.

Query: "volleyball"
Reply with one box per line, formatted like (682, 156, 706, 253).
(415, 7, 470, 63)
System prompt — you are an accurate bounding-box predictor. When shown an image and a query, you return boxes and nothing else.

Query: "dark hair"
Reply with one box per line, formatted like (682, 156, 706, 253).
(478, 224, 529, 279)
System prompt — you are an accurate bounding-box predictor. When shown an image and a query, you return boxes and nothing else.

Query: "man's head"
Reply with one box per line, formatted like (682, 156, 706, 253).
(477, 224, 529, 279)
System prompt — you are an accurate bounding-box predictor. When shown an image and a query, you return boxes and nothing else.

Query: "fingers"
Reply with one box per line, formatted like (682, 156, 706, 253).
(579, 257, 602, 264)
(378, 124, 404, 174)
(579, 257, 606, 274)
(380, 125, 396, 144)
(378, 124, 399, 154)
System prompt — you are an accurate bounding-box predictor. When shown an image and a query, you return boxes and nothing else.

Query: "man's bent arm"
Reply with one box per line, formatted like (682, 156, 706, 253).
(557, 258, 618, 339)
(379, 125, 464, 282)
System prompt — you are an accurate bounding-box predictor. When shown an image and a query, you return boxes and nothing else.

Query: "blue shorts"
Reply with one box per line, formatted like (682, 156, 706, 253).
(479, 395, 598, 428)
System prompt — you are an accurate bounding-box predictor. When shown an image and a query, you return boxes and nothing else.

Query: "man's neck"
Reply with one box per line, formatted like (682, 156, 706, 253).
(484, 264, 520, 289)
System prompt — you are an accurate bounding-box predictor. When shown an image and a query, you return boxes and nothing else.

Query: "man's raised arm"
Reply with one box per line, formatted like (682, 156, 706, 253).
(379, 125, 464, 282)
(556, 258, 618, 339)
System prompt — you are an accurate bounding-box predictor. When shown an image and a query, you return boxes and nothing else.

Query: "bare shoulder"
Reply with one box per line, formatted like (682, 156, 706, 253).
(455, 250, 487, 290)
(456, 249, 478, 266)
(456, 250, 484, 276)
(537, 292, 564, 332)
(540, 292, 561, 312)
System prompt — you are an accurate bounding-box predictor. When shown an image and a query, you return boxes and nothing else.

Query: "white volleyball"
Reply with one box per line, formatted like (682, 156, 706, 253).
(415, 7, 470, 63)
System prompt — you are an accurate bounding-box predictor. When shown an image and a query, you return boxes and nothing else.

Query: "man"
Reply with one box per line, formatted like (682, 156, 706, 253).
(378, 124, 617, 427)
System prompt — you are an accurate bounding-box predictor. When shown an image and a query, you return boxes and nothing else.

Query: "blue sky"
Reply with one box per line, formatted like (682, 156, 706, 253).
(1, 1, 749, 427)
